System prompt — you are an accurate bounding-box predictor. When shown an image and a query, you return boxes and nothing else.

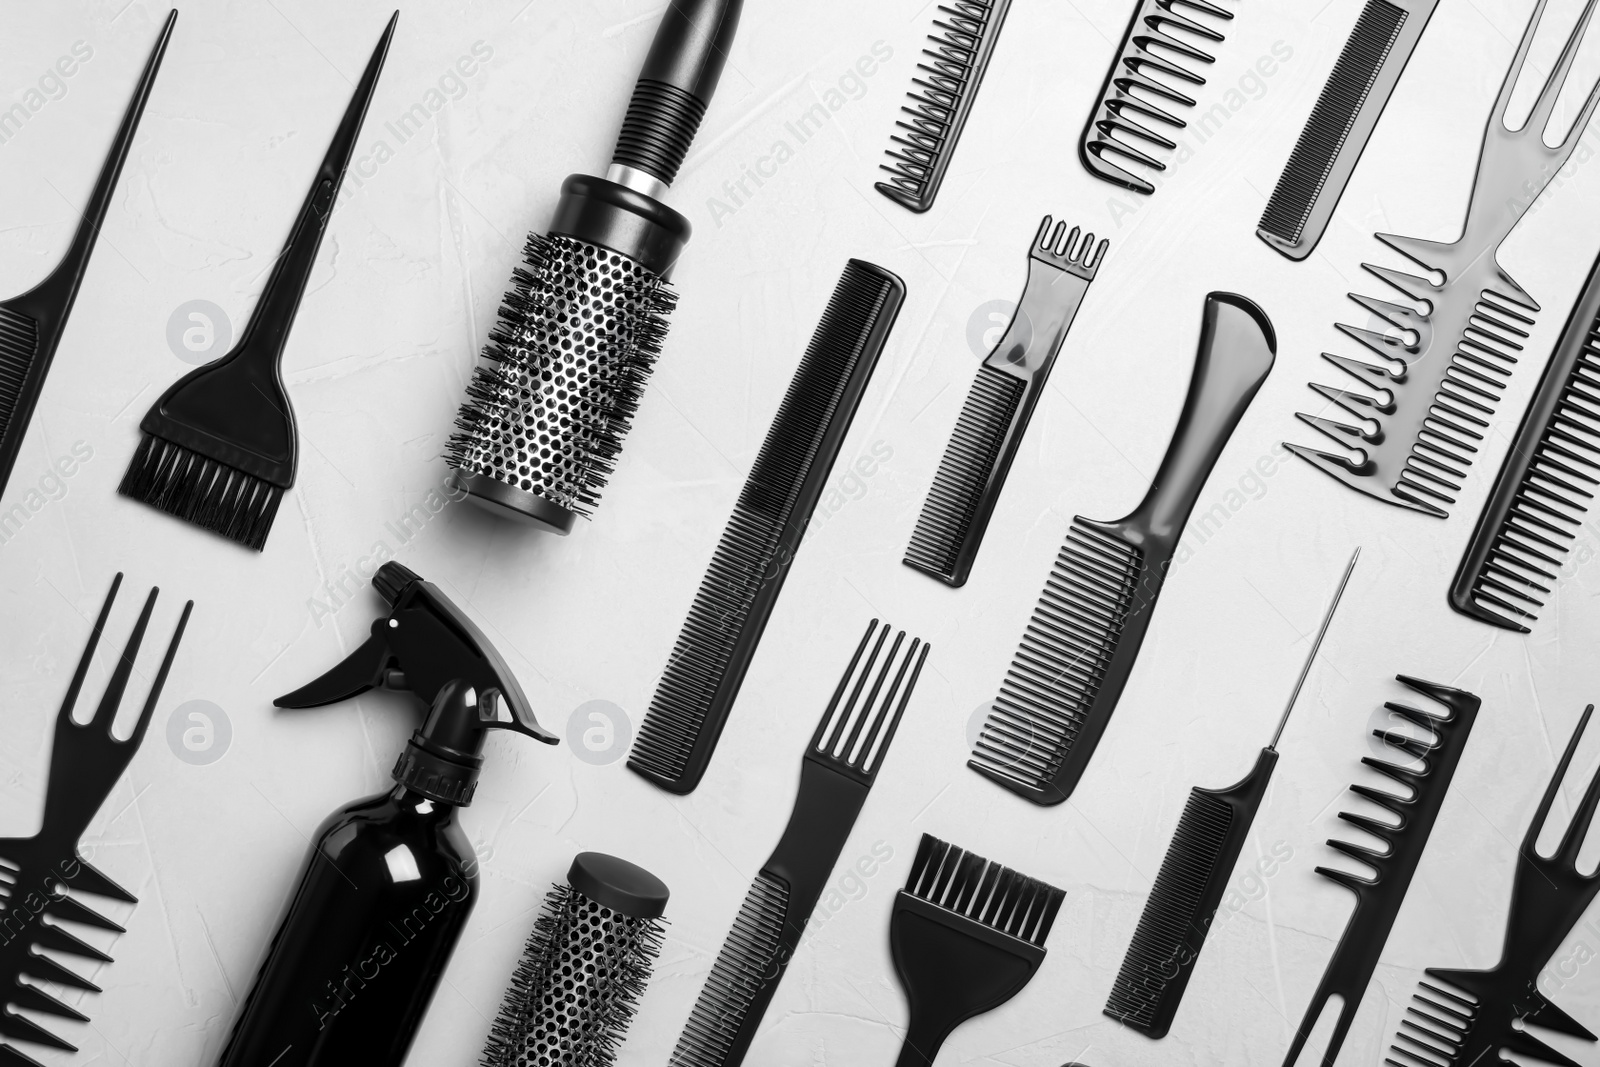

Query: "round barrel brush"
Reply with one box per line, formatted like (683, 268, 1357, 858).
(447, 0, 743, 534)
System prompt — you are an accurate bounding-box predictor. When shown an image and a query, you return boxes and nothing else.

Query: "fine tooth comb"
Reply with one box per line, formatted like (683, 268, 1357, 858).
(666, 621, 928, 1067)
(876, 0, 1014, 213)
(1282, 676, 1479, 1067)
(890, 835, 1064, 1067)
(0, 573, 190, 1063)
(1386, 705, 1600, 1067)
(1287, 0, 1600, 517)
(0, 13, 175, 501)
(1104, 548, 1358, 1039)
(628, 262, 906, 795)
(1079, 0, 1236, 194)
(118, 14, 395, 550)
(904, 218, 1107, 587)
(969, 292, 1276, 805)
(1257, 0, 1438, 260)
(1448, 246, 1600, 631)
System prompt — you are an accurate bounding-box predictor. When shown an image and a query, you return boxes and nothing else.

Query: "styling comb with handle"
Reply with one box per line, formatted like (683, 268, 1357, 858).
(904, 218, 1107, 587)
(1387, 704, 1600, 1067)
(1104, 548, 1358, 1038)
(667, 620, 928, 1067)
(1257, 0, 1438, 260)
(1282, 676, 1479, 1067)
(0, 12, 175, 501)
(1287, 0, 1600, 516)
(969, 292, 1276, 805)
(628, 261, 906, 795)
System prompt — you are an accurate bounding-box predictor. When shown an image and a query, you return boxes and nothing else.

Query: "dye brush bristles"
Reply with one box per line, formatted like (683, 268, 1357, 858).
(0, 13, 174, 501)
(1105, 549, 1358, 1038)
(120, 14, 394, 550)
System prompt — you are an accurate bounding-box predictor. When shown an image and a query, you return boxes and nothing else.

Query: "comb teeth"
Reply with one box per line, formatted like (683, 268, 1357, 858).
(0, 307, 40, 441)
(809, 621, 927, 781)
(904, 835, 1065, 947)
(1385, 979, 1479, 1067)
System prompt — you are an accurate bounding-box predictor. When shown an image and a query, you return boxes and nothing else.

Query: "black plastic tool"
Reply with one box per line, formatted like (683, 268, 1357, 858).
(0, 13, 174, 502)
(904, 218, 1106, 587)
(666, 621, 928, 1067)
(890, 834, 1065, 1066)
(969, 293, 1276, 804)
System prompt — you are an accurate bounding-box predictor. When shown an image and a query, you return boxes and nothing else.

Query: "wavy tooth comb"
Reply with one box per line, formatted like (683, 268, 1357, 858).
(1282, 676, 1479, 1067)
(1287, 0, 1600, 516)
(0, 573, 190, 1064)
(904, 217, 1107, 587)
(1385, 705, 1600, 1067)
(1079, 0, 1236, 194)
(876, 0, 1014, 213)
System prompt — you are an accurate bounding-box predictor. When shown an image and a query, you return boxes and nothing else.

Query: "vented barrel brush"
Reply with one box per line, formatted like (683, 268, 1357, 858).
(446, 0, 744, 534)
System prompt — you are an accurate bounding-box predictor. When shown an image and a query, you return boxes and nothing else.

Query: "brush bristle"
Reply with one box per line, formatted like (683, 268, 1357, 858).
(0, 307, 40, 442)
(118, 434, 283, 551)
(481, 881, 665, 1067)
(446, 232, 675, 518)
(904, 834, 1064, 947)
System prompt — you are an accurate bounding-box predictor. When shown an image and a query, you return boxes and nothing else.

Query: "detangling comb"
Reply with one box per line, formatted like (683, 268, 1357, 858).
(1104, 548, 1358, 1038)
(1386, 704, 1600, 1067)
(0, 573, 190, 1063)
(1282, 675, 1479, 1067)
(1079, 0, 1236, 194)
(1287, 0, 1600, 516)
(969, 292, 1276, 805)
(903, 218, 1107, 587)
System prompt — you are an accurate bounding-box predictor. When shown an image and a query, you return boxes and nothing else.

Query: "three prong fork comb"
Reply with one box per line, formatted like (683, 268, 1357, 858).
(667, 620, 928, 1067)
(1287, 0, 1600, 517)
(1387, 704, 1600, 1067)
(0, 573, 190, 1063)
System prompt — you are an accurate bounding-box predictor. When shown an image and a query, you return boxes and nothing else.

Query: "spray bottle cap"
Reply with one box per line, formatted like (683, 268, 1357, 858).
(275, 562, 557, 806)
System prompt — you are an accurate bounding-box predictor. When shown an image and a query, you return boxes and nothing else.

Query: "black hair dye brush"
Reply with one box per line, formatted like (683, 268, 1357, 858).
(0, 13, 174, 501)
(446, 0, 744, 534)
(119, 14, 395, 550)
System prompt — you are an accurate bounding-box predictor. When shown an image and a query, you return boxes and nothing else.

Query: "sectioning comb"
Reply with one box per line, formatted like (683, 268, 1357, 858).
(890, 835, 1064, 1066)
(1079, 0, 1236, 194)
(1386, 705, 1600, 1067)
(904, 218, 1107, 587)
(1282, 676, 1479, 1067)
(0, 13, 174, 501)
(0, 573, 191, 1063)
(1257, 0, 1438, 260)
(629, 261, 905, 795)
(667, 621, 928, 1067)
(1287, 0, 1600, 516)
(876, 0, 1013, 213)
(1448, 246, 1600, 631)
(1104, 549, 1358, 1038)
(969, 292, 1276, 805)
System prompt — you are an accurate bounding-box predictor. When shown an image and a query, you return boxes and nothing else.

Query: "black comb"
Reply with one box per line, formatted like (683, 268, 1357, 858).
(1257, 0, 1438, 260)
(1079, 0, 1236, 194)
(0, 13, 174, 500)
(666, 621, 928, 1067)
(904, 218, 1107, 587)
(1104, 549, 1358, 1038)
(969, 293, 1276, 804)
(628, 261, 905, 795)
(1282, 676, 1479, 1067)
(876, 0, 1014, 213)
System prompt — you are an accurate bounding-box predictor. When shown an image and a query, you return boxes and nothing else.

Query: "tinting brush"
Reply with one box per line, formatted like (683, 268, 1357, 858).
(0, 13, 174, 501)
(1104, 549, 1358, 1038)
(119, 14, 394, 549)
(447, 0, 744, 534)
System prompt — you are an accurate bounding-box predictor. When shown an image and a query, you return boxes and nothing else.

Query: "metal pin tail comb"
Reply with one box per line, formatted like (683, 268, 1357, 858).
(904, 218, 1106, 587)
(0, 13, 174, 502)
(628, 260, 905, 794)
(1287, 0, 1600, 516)
(0, 574, 190, 1065)
(969, 292, 1275, 804)
(119, 14, 394, 550)
(666, 621, 927, 1067)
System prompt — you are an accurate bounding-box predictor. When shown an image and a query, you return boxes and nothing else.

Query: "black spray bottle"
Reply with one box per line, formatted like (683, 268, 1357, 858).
(216, 562, 557, 1067)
